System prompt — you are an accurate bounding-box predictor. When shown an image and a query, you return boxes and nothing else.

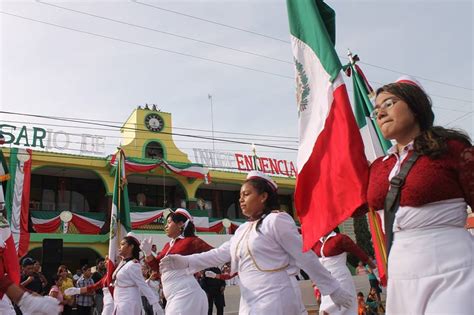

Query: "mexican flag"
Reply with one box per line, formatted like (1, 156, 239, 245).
(350, 63, 392, 161)
(0, 215, 21, 288)
(0, 145, 20, 288)
(5, 148, 32, 257)
(349, 60, 390, 286)
(0, 151, 9, 182)
(105, 149, 132, 287)
(287, 0, 369, 251)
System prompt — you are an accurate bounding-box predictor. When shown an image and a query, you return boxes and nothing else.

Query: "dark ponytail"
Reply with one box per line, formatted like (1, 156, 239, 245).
(167, 212, 196, 237)
(123, 236, 140, 260)
(414, 127, 471, 158)
(244, 178, 280, 232)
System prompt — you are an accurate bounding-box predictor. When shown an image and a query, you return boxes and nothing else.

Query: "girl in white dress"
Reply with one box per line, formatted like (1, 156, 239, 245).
(160, 171, 353, 315)
(141, 209, 212, 315)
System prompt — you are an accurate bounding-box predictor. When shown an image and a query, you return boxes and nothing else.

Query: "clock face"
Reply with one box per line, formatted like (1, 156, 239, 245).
(144, 114, 164, 132)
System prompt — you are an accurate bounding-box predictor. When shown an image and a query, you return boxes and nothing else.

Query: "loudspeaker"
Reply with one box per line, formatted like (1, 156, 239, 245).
(42, 239, 63, 263)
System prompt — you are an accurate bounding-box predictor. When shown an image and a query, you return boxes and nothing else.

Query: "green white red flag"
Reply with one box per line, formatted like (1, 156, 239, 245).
(105, 149, 132, 286)
(347, 59, 390, 286)
(349, 62, 392, 161)
(286, 0, 369, 251)
(5, 148, 32, 257)
(0, 144, 21, 288)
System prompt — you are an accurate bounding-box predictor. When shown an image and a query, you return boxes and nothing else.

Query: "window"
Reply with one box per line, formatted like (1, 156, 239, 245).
(145, 142, 164, 159)
(196, 188, 241, 219)
(30, 174, 106, 213)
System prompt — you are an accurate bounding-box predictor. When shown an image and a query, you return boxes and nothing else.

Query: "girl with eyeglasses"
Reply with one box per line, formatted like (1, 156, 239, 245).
(368, 76, 473, 314)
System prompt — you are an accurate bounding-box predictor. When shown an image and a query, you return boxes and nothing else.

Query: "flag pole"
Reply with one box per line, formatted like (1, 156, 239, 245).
(117, 149, 122, 244)
(251, 143, 258, 170)
(208, 94, 216, 154)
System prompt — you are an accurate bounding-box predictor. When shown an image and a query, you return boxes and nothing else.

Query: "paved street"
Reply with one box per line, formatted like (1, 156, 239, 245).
(215, 275, 379, 314)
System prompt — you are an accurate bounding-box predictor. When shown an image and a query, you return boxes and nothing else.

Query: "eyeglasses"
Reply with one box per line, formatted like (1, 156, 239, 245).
(370, 98, 399, 120)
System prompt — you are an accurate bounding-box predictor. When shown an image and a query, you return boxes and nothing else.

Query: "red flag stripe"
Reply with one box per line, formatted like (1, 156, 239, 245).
(295, 84, 369, 251)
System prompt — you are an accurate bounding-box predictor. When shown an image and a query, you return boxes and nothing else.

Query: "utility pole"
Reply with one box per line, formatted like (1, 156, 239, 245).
(208, 94, 216, 154)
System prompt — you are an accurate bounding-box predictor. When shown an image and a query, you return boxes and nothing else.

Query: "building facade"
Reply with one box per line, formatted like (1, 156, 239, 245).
(1, 108, 297, 269)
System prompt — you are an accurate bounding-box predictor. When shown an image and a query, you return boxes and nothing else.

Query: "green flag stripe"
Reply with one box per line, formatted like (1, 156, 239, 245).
(287, 0, 341, 81)
(351, 64, 392, 152)
(118, 152, 131, 232)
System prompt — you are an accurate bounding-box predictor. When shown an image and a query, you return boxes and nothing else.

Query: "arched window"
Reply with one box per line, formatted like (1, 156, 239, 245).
(145, 141, 164, 159)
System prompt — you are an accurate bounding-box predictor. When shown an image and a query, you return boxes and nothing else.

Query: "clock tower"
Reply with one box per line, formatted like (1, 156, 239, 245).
(119, 107, 191, 163)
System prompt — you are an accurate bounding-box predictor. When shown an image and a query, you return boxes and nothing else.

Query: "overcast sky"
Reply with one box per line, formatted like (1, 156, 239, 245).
(1, 0, 472, 166)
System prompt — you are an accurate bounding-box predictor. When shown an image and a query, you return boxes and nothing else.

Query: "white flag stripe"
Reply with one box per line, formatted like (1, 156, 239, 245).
(291, 36, 334, 171)
(10, 163, 24, 236)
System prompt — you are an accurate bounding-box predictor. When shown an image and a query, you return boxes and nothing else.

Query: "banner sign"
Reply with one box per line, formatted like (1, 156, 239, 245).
(193, 148, 296, 177)
(0, 124, 106, 155)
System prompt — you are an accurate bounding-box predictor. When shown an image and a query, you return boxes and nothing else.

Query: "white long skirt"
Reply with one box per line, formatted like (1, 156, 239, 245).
(161, 270, 207, 315)
(238, 268, 300, 315)
(387, 226, 474, 314)
(319, 253, 356, 315)
(290, 276, 308, 315)
(101, 287, 114, 315)
(113, 285, 141, 315)
(0, 295, 16, 315)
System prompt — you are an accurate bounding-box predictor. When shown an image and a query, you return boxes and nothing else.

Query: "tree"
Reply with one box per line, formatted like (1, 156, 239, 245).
(348, 215, 374, 267)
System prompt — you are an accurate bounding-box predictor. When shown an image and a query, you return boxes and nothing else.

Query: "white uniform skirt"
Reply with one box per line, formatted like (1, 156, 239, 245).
(238, 268, 300, 315)
(387, 226, 474, 314)
(161, 270, 207, 315)
(0, 295, 16, 315)
(290, 276, 308, 315)
(319, 253, 356, 315)
(113, 285, 141, 315)
(102, 287, 114, 315)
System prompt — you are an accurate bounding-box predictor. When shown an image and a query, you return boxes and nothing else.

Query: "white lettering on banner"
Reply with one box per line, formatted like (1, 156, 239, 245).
(80, 134, 106, 155)
(52, 131, 69, 150)
(193, 148, 235, 169)
(0, 124, 106, 155)
(192, 148, 296, 177)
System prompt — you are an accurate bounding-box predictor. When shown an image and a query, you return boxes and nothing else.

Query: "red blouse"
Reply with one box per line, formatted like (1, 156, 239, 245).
(312, 233, 370, 263)
(368, 140, 473, 210)
(85, 274, 108, 294)
(147, 236, 213, 273)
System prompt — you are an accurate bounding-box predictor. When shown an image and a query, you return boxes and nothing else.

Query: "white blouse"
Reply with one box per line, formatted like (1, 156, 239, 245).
(186, 212, 339, 296)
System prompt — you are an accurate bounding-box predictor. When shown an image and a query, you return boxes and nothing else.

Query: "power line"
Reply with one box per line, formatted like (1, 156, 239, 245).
(366, 79, 473, 106)
(2, 114, 298, 139)
(357, 60, 473, 91)
(36, 0, 292, 65)
(132, 0, 290, 44)
(2, 11, 471, 105)
(0, 110, 298, 151)
(0, 119, 299, 144)
(133, 1, 473, 91)
(0, 11, 293, 80)
(0, 147, 295, 175)
(446, 111, 474, 127)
